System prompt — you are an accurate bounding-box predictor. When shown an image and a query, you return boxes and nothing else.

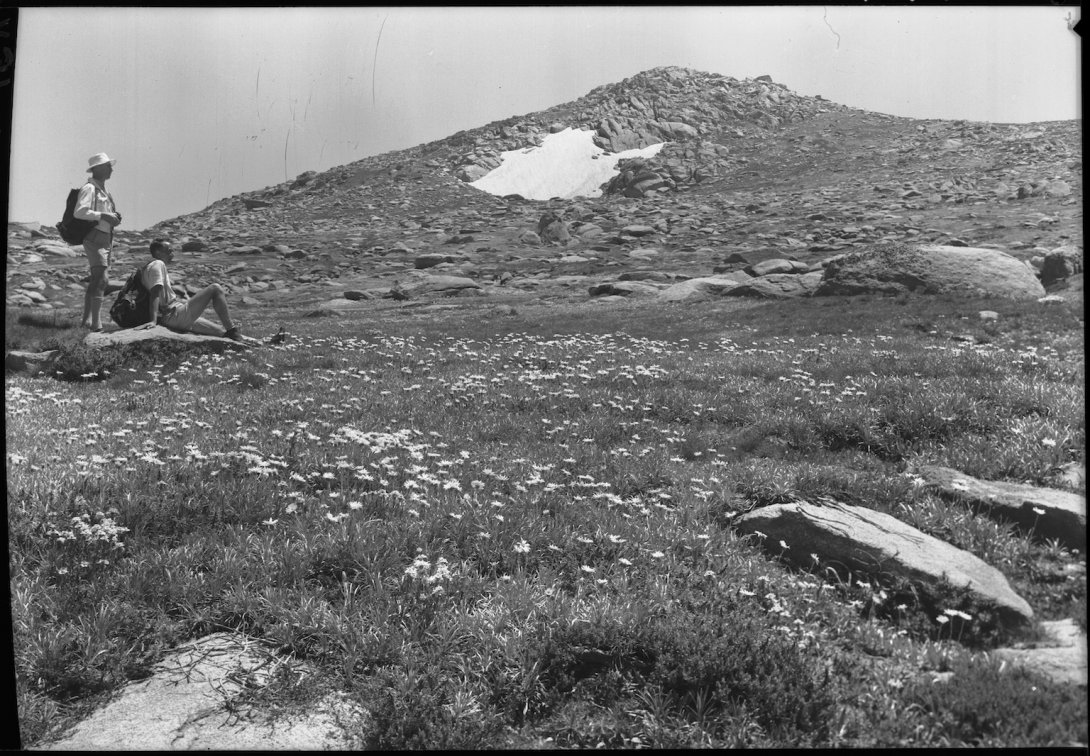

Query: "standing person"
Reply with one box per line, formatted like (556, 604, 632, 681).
(139, 238, 244, 341)
(74, 152, 121, 331)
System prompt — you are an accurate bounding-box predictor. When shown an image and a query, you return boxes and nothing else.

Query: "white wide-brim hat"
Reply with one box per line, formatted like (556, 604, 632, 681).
(86, 153, 117, 172)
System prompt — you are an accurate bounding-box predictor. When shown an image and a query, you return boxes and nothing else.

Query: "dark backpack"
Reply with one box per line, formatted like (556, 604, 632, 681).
(56, 183, 97, 245)
(109, 263, 153, 328)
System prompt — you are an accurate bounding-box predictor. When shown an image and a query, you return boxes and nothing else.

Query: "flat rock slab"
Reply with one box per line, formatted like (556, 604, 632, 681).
(402, 274, 481, 295)
(42, 633, 364, 750)
(84, 326, 253, 349)
(993, 619, 1088, 686)
(657, 276, 742, 301)
(735, 500, 1034, 628)
(912, 464, 1086, 551)
(588, 281, 664, 297)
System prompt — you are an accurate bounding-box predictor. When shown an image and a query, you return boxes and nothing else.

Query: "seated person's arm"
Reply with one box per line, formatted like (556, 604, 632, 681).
(147, 285, 163, 326)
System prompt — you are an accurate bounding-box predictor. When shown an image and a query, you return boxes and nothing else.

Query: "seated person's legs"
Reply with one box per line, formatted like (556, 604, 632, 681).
(160, 283, 238, 336)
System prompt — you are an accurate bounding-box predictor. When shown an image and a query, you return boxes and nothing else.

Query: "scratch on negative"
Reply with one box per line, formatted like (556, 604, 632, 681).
(823, 7, 841, 51)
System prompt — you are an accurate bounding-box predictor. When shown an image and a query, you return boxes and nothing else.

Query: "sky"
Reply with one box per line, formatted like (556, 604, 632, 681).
(7, 6, 1081, 231)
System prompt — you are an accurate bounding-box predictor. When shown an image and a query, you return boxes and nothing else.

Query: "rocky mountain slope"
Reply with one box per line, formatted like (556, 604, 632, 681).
(7, 66, 1083, 312)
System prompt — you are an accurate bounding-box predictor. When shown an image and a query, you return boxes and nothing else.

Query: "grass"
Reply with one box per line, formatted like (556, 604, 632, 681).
(6, 292, 1086, 748)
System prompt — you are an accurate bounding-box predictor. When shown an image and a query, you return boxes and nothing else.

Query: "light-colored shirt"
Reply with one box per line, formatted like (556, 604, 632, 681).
(142, 259, 178, 312)
(73, 178, 116, 233)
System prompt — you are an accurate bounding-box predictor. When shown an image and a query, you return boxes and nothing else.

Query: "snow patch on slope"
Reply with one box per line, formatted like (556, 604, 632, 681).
(470, 127, 666, 200)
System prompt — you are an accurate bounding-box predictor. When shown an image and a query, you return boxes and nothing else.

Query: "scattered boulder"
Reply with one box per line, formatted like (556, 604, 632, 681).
(911, 464, 1086, 551)
(747, 258, 808, 277)
(415, 253, 458, 269)
(992, 618, 1088, 686)
(537, 212, 571, 244)
(657, 276, 743, 301)
(588, 281, 664, 298)
(35, 241, 80, 258)
(814, 243, 1047, 300)
(723, 271, 822, 299)
(618, 271, 679, 283)
(1050, 462, 1086, 491)
(457, 164, 490, 182)
(308, 298, 372, 316)
(1044, 180, 1073, 198)
(402, 274, 482, 297)
(342, 290, 379, 301)
(1039, 245, 1083, 289)
(734, 500, 1034, 628)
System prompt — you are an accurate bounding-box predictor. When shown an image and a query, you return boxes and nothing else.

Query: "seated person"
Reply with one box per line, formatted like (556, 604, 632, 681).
(140, 238, 243, 340)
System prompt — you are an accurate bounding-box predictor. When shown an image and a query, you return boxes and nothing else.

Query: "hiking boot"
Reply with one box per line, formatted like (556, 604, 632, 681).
(223, 325, 244, 342)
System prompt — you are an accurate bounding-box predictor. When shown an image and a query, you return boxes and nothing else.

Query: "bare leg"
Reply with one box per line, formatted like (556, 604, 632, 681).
(173, 284, 235, 333)
(83, 265, 109, 329)
(184, 316, 225, 337)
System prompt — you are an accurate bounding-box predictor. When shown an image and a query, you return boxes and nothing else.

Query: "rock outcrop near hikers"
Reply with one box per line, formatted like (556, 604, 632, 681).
(734, 500, 1035, 628)
(83, 326, 253, 349)
(814, 243, 1048, 300)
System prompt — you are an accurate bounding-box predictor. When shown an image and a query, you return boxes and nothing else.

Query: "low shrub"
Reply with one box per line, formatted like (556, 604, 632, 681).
(894, 658, 1088, 746)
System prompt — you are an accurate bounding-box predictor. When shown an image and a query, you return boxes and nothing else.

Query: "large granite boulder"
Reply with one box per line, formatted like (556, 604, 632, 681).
(735, 500, 1034, 628)
(814, 243, 1047, 300)
(911, 464, 1086, 551)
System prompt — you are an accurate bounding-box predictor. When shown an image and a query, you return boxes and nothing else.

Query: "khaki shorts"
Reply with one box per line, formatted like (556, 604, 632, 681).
(161, 300, 203, 331)
(83, 228, 112, 268)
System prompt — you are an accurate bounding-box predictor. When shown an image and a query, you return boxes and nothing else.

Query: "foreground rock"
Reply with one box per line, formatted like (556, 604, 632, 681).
(814, 243, 1047, 300)
(41, 633, 365, 750)
(912, 465, 1086, 551)
(5, 349, 60, 376)
(992, 618, 1088, 686)
(734, 500, 1034, 628)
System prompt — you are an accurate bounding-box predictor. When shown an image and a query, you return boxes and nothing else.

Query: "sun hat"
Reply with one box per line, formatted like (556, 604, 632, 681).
(86, 153, 117, 172)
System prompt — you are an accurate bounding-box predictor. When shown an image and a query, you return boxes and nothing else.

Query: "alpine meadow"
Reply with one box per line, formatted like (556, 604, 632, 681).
(7, 67, 1085, 748)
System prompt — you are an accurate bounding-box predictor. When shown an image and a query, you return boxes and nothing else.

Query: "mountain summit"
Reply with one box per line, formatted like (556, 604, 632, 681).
(10, 66, 1078, 314)
(158, 67, 862, 228)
